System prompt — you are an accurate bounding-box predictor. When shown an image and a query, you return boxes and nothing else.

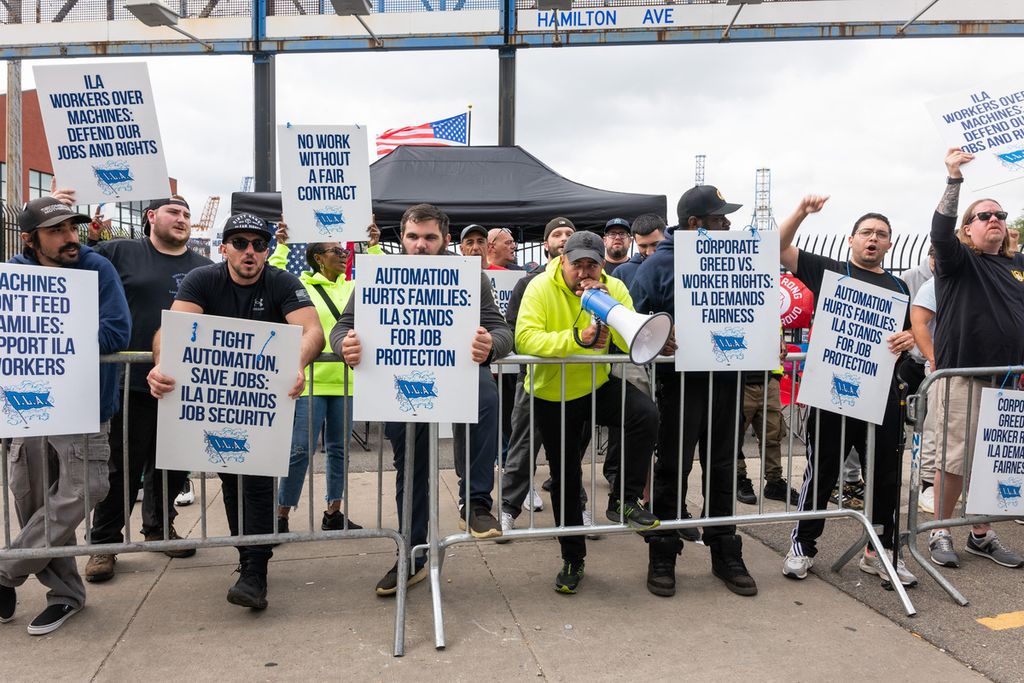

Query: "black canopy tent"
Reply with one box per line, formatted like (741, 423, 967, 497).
(230, 145, 666, 241)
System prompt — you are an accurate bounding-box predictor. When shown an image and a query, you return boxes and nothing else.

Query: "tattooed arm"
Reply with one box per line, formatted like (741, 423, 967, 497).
(931, 147, 972, 276)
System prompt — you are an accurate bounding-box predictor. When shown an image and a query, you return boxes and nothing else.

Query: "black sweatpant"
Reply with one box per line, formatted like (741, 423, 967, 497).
(219, 473, 275, 570)
(533, 377, 658, 563)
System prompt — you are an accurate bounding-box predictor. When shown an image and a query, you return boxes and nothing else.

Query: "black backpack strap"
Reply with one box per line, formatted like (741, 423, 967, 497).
(311, 283, 342, 321)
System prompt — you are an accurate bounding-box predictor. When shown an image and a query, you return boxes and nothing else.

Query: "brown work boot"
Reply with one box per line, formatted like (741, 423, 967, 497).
(85, 554, 116, 583)
(145, 525, 197, 559)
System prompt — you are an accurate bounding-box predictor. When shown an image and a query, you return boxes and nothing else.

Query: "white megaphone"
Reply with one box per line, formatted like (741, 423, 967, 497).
(580, 288, 673, 365)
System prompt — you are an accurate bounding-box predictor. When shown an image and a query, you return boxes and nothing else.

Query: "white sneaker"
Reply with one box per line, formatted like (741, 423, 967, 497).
(583, 509, 602, 540)
(174, 479, 195, 507)
(783, 550, 813, 580)
(1016, 519, 1024, 526)
(859, 548, 918, 587)
(528, 488, 544, 512)
(496, 511, 515, 544)
(917, 485, 934, 514)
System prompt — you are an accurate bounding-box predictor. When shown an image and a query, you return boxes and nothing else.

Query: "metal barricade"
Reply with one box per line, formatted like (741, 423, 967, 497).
(417, 352, 915, 650)
(0, 351, 411, 656)
(903, 364, 1024, 606)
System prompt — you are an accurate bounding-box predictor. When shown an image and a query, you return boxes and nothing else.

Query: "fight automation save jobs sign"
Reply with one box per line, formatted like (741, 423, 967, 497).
(33, 62, 170, 205)
(798, 271, 908, 425)
(673, 229, 780, 372)
(965, 388, 1024, 517)
(155, 310, 302, 477)
(0, 264, 99, 438)
(354, 255, 480, 424)
(277, 125, 373, 244)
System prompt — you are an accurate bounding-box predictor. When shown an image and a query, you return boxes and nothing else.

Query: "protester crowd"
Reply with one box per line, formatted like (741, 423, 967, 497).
(2, 146, 1023, 635)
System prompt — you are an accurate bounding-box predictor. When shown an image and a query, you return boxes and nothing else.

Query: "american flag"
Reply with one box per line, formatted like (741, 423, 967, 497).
(277, 239, 309, 278)
(376, 113, 469, 156)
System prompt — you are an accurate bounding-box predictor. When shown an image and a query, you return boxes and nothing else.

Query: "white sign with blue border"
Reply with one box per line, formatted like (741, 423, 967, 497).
(0, 263, 99, 438)
(798, 271, 908, 425)
(278, 124, 372, 244)
(673, 228, 780, 372)
(154, 310, 302, 477)
(966, 387, 1024, 516)
(354, 254, 479, 423)
(33, 62, 170, 205)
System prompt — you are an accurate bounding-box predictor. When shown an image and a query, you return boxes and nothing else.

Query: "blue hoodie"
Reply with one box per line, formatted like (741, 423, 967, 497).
(628, 229, 677, 319)
(10, 245, 132, 424)
(608, 252, 645, 290)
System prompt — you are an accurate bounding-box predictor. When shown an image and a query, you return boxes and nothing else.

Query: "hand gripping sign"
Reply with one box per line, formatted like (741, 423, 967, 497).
(155, 310, 302, 477)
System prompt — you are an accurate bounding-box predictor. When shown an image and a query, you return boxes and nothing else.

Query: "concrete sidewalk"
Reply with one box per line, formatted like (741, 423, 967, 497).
(0, 469, 981, 682)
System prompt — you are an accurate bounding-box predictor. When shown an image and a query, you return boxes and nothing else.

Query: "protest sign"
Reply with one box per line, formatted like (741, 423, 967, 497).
(926, 76, 1024, 190)
(354, 254, 480, 423)
(278, 125, 372, 243)
(33, 62, 170, 204)
(799, 271, 908, 425)
(155, 310, 301, 477)
(0, 263, 99, 438)
(965, 387, 1024, 516)
(673, 228, 780, 371)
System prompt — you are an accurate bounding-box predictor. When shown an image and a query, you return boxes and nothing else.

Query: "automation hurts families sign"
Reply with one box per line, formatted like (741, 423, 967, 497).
(354, 255, 480, 424)
(155, 311, 302, 477)
(33, 62, 170, 204)
(0, 264, 99, 438)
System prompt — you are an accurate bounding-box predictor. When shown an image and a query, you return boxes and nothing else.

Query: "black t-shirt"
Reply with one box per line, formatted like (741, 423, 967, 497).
(797, 250, 911, 330)
(175, 262, 313, 323)
(96, 238, 211, 392)
(931, 211, 1024, 369)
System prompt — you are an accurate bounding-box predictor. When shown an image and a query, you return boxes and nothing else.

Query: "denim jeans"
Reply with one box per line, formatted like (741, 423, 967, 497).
(278, 395, 353, 509)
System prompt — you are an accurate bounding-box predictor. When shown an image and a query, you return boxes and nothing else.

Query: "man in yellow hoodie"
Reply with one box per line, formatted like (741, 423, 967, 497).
(515, 230, 662, 594)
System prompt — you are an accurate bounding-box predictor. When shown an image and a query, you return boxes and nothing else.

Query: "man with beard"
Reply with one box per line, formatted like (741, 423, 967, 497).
(0, 198, 130, 634)
(331, 204, 513, 595)
(84, 196, 212, 584)
(601, 218, 632, 274)
(146, 213, 323, 610)
(608, 214, 666, 288)
(778, 196, 918, 587)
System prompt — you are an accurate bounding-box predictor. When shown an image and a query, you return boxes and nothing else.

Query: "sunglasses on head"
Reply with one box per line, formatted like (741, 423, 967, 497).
(972, 211, 1008, 222)
(228, 237, 269, 252)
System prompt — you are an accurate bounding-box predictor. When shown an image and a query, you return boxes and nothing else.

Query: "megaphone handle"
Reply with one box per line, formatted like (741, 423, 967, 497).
(573, 319, 605, 349)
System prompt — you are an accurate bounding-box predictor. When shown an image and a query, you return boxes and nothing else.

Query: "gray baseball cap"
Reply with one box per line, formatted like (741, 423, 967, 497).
(562, 231, 605, 263)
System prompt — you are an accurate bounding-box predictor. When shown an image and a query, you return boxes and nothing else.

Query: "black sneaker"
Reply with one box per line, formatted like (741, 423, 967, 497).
(709, 535, 758, 596)
(555, 560, 585, 594)
(27, 604, 79, 636)
(0, 584, 15, 623)
(678, 510, 701, 543)
(607, 498, 660, 531)
(375, 562, 427, 597)
(541, 477, 553, 492)
(144, 525, 196, 559)
(458, 506, 502, 539)
(322, 510, 363, 531)
(226, 567, 268, 610)
(763, 478, 800, 505)
(647, 537, 681, 597)
(737, 477, 757, 505)
(276, 516, 289, 534)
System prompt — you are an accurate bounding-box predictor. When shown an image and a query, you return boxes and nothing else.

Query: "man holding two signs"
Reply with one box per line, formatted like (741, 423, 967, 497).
(147, 213, 323, 610)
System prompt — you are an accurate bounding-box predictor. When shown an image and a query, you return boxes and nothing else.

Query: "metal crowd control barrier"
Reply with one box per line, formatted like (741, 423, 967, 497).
(903, 364, 1024, 607)
(417, 352, 915, 650)
(0, 352, 411, 656)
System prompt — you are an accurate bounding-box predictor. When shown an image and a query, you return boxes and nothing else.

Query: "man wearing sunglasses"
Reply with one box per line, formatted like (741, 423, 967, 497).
(487, 227, 525, 270)
(147, 212, 324, 610)
(81, 196, 212, 585)
(923, 148, 1024, 570)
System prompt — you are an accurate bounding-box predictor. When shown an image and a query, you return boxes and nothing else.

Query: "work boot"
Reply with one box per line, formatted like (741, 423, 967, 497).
(646, 535, 682, 597)
(85, 554, 116, 583)
(709, 535, 758, 596)
(226, 563, 268, 610)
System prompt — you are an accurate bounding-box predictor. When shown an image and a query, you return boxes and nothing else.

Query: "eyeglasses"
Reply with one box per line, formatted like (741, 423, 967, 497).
(605, 232, 630, 240)
(228, 237, 269, 252)
(854, 228, 891, 240)
(971, 211, 1008, 222)
(321, 247, 349, 257)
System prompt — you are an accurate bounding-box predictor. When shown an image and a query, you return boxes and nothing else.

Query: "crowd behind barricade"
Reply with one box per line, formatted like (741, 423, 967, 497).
(2, 147, 1023, 637)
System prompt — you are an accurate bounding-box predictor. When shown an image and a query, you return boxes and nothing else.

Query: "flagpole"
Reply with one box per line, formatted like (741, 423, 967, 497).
(467, 104, 473, 146)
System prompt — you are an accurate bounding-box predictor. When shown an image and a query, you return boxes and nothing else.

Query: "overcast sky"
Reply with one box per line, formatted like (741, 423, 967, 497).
(10, 35, 1024, 236)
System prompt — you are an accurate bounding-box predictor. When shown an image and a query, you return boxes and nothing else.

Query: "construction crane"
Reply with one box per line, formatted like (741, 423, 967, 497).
(192, 196, 221, 235)
(694, 154, 706, 186)
(240, 176, 254, 192)
(750, 168, 778, 231)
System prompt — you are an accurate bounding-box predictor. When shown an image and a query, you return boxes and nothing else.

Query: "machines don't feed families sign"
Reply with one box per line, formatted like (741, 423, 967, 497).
(155, 311, 302, 477)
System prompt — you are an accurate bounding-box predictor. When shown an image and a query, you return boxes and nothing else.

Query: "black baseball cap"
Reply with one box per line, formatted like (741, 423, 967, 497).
(562, 231, 605, 263)
(222, 212, 272, 241)
(603, 217, 631, 234)
(460, 224, 488, 241)
(19, 197, 90, 233)
(142, 197, 190, 235)
(676, 185, 742, 224)
(544, 217, 575, 241)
